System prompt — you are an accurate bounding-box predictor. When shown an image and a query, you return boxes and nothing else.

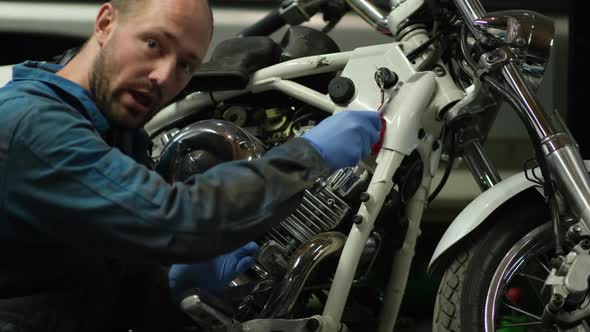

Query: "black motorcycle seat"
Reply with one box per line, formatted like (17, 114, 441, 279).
(185, 36, 282, 92)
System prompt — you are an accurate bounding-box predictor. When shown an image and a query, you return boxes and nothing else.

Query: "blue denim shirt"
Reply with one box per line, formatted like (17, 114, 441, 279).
(0, 61, 328, 266)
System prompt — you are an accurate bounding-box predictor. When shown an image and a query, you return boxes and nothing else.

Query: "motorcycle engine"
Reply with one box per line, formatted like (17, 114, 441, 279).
(153, 120, 358, 277)
(256, 178, 350, 275)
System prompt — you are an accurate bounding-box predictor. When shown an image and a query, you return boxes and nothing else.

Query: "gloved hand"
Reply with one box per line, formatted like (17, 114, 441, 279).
(168, 242, 259, 301)
(302, 110, 382, 170)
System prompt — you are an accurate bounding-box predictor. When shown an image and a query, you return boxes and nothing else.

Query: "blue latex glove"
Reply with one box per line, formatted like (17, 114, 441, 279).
(168, 242, 259, 301)
(302, 110, 382, 170)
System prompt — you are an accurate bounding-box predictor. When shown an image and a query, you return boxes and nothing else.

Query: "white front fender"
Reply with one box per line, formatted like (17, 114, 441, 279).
(428, 160, 590, 273)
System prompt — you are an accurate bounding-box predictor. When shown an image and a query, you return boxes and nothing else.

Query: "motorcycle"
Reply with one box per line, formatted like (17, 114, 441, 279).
(145, 0, 585, 330)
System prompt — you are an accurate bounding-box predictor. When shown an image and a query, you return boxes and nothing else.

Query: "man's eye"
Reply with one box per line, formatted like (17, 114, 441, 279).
(147, 39, 159, 49)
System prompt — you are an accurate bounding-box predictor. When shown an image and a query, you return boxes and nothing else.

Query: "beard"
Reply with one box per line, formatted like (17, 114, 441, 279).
(89, 44, 158, 129)
(89, 46, 117, 125)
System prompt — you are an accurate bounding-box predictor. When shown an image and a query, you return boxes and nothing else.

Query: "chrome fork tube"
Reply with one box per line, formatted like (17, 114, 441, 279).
(462, 139, 502, 191)
(501, 63, 590, 228)
(545, 147, 590, 229)
(344, 0, 389, 33)
(452, 0, 487, 38)
(501, 63, 569, 142)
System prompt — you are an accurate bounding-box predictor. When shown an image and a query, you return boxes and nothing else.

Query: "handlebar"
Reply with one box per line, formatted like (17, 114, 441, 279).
(238, 0, 391, 38)
(344, 0, 389, 33)
(237, 0, 332, 37)
(238, 8, 287, 37)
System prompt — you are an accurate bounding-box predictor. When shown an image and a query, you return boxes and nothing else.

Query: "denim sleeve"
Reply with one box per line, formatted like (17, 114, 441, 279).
(7, 103, 329, 264)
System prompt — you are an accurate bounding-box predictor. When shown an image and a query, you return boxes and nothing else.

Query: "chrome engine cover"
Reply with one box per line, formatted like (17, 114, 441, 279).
(155, 120, 352, 275)
(155, 119, 267, 182)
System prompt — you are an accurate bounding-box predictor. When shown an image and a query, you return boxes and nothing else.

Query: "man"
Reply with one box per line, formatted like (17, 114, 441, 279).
(0, 0, 381, 330)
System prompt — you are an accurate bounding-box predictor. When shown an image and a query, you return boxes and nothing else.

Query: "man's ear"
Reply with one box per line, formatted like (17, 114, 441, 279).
(94, 3, 117, 47)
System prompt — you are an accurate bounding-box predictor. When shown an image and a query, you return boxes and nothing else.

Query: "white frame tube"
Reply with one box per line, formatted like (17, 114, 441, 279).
(322, 71, 439, 325)
(378, 140, 435, 332)
(145, 52, 352, 134)
(323, 148, 405, 321)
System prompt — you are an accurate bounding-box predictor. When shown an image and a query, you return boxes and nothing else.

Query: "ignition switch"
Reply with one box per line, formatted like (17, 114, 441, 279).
(374, 67, 398, 89)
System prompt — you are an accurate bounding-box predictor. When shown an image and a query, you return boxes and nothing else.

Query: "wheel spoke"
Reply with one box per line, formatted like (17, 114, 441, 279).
(504, 302, 542, 321)
(498, 321, 544, 328)
(503, 293, 519, 307)
(535, 256, 551, 274)
(501, 291, 546, 327)
(517, 272, 547, 283)
(518, 269, 548, 308)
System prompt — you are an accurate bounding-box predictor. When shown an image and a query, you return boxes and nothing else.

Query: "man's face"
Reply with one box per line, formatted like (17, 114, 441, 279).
(90, 0, 212, 129)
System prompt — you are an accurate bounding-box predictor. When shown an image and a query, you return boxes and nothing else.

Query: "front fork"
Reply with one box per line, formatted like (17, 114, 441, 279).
(500, 59, 590, 263)
(454, 0, 590, 239)
(454, 0, 590, 328)
(498, 62, 590, 230)
(461, 135, 502, 191)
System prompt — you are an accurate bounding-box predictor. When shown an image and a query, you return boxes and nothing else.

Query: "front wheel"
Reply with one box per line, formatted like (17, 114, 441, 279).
(432, 189, 584, 331)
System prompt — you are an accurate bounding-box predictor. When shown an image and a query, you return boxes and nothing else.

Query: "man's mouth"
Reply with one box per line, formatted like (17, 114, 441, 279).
(129, 90, 158, 113)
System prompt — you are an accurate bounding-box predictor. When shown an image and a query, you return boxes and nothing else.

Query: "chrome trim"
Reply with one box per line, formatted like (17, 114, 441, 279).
(181, 295, 242, 331)
(462, 139, 502, 191)
(501, 62, 563, 141)
(473, 11, 554, 62)
(258, 232, 347, 318)
(476, 11, 555, 90)
(452, 0, 487, 38)
(473, 15, 522, 44)
(541, 133, 577, 156)
(499, 61, 590, 228)
(155, 120, 266, 182)
(345, 0, 389, 33)
(546, 147, 590, 229)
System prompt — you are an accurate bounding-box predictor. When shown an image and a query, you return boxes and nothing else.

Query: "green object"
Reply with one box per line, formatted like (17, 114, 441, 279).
(498, 315, 528, 332)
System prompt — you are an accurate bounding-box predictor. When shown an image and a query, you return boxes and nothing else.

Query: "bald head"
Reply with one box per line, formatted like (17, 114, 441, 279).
(110, 0, 213, 24)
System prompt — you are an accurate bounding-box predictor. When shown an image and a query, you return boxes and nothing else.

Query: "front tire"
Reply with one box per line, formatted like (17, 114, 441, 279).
(433, 189, 554, 331)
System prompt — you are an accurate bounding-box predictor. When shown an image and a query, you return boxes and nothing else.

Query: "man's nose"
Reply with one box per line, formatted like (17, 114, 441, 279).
(148, 58, 176, 88)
